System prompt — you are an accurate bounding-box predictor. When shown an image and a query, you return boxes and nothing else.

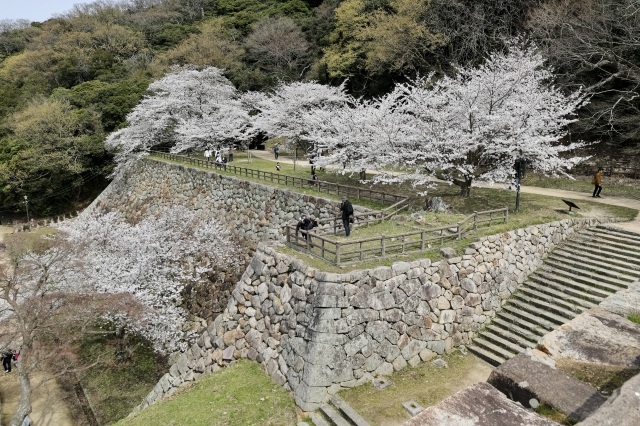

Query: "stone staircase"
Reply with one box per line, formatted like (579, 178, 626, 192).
(468, 225, 640, 366)
(307, 395, 370, 426)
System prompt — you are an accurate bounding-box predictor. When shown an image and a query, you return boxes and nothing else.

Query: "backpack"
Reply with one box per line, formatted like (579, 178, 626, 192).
(343, 201, 354, 215)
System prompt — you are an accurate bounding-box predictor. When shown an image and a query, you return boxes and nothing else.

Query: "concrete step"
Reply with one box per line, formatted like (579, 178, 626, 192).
(562, 241, 640, 269)
(486, 323, 538, 349)
(494, 311, 547, 337)
(524, 280, 597, 310)
(490, 317, 543, 344)
(580, 227, 640, 249)
(588, 226, 640, 245)
(543, 257, 638, 285)
(319, 405, 351, 426)
(473, 336, 519, 360)
(513, 290, 585, 319)
(536, 262, 629, 297)
(467, 343, 507, 367)
(508, 299, 569, 327)
(478, 330, 527, 354)
(552, 248, 640, 277)
(309, 412, 330, 426)
(330, 396, 370, 426)
(531, 272, 611, 301)
(568, 237, 640, 264)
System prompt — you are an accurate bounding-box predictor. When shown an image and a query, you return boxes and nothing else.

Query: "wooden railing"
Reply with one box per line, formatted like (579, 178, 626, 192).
(286, 207, 509, 266)
(150, 151, 406, 206)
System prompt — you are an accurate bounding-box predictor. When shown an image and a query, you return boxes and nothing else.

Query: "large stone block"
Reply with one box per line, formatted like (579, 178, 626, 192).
(405, 382, 557, 426)
(488, 354, 606, 422)
(577, 372, 640, 426)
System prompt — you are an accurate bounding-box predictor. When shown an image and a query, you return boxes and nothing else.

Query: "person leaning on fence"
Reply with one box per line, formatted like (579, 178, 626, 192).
(340, 196, 354, 237)
(592, 167, 603, 198)
(296, 215, 318, 245)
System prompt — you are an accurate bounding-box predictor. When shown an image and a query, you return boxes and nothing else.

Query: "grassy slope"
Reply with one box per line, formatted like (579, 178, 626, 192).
(115, 360, 297, 426)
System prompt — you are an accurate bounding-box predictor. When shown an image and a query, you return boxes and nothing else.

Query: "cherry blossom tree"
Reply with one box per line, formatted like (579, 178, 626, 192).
(249, 80, 351, 169)
(57, 205, 241, 354)
(367, 41, 591, 196)
(105, 65, 255, 175)
(0, 232, 143, 426)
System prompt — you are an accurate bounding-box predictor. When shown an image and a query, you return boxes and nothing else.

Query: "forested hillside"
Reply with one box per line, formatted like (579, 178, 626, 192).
(0, 0, 638, 216)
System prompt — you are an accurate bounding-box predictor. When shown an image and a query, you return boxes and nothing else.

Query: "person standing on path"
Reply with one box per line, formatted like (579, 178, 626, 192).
(340, 196, 354, 237)
(274, 144, 279, 160)
(2, 349, 14, 372)
(592, 167, 603, 198)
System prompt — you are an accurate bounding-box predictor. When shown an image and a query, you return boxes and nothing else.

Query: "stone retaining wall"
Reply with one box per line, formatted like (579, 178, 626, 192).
(137, 217, 600, 412)
(88, 158, 349, 242)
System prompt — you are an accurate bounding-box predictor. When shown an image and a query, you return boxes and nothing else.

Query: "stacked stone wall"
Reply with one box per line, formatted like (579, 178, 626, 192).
(137, 218, 600, 412)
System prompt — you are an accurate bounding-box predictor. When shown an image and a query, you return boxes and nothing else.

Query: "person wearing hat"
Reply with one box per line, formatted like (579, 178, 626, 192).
(339, 196, 354, 236)
(592, 167, 603, 198)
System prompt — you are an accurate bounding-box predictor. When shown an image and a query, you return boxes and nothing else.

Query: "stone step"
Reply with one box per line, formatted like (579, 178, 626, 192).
(543, 257, 638, 284)
(508, 299, 569, 327)
(588, 226, 640, 245)
(472, 337, 518, 361)
(562, 241, 640, 269)
(500, 304, 557, 332)
(552, 248, 640, 277)
(309, 412, 331, 426)
(490, 317, 543, 344)
(580, 228, 640, 251)
(524, 280, 597, 310)
(486, 323, 538, 349)
(531, 272, 611, 301)
(330, 396, 370, 426)
(494, 311, 547, 337)
(568, 237, 640, 264)
(319, 405, 351, 426)
(478, 330, 528, 355)
(467, 341, 507, 367)
(539, 262, 630, 293)
(513, 290, 585, 319)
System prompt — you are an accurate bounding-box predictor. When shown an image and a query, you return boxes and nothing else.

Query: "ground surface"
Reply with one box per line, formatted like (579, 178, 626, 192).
(340, 351, 494, 426)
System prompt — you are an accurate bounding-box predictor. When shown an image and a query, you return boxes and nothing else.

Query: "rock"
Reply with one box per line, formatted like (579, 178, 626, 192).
(538, 308, 640, 369)
(576, 372, 640, 426)
(488, 354, 606, 422)
(440, 247, 456, 258)
(405, 382, 558, 426)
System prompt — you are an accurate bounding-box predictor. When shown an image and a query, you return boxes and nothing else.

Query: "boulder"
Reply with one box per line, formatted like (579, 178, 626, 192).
(576, 372, 640, 426)
(405, 382, 557, 426)
(488, 354, 606, 422)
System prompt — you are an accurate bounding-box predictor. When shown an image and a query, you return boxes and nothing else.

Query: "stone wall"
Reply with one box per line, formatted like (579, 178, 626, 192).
(88, 158, 347, 242)
(137, 218, 600, 412)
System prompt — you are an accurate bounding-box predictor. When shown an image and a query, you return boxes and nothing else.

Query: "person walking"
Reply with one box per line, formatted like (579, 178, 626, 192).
(340, 196, 354, 237)
(592, 167, 603, 198)
(2, 349, 13, 372)
(274, 144, 280, 160)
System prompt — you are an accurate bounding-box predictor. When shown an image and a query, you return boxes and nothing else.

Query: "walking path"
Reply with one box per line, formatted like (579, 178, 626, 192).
(248, 149, 640, 233)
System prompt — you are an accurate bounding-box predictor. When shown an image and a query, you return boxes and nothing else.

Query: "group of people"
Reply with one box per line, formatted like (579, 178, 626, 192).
(204, 148, 234, 169)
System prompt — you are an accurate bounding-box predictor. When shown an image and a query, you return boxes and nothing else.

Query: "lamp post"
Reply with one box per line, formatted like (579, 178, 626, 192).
(24, 195, 29, 227)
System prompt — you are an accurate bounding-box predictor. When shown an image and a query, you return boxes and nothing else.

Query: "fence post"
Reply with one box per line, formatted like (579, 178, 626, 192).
(505, 208, 508, 223)
(286, 226, 290, 243)
(336, 242, 341, 266)
(473, 211, 478, 231)
(381, 236, 386, 257)
(421, 231, 425, 250)
(457, 223, 462, 240)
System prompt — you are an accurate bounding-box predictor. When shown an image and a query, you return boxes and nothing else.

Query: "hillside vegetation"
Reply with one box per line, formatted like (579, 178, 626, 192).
(1, 0, 639, 217)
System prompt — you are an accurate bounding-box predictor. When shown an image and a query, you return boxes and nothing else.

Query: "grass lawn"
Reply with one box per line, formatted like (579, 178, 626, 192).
(115, 360, 298, 426)
(340, 351, 493, 426)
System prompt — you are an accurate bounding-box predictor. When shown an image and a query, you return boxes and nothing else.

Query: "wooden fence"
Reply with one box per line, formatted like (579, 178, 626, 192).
(151, 151, 406, 206)
(286, 207, 508, 266)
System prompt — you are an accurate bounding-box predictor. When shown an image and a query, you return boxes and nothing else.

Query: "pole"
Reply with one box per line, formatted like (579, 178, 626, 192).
(24, 195, 30, 227)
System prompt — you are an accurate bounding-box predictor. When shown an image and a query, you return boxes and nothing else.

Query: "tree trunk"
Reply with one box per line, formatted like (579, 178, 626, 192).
(11, 369, 32, 426)
(452, 177, 473, 197)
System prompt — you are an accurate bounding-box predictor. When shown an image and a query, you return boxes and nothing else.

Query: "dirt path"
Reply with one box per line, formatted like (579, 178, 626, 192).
(0, 227, 75, 426)
(248, 150, 640, 232)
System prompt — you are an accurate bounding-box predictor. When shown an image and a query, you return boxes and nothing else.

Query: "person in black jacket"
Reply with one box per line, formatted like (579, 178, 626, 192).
(296, 215, 318, 245)
(2, 349, 14, 373)
(340, 196, 354, 237)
